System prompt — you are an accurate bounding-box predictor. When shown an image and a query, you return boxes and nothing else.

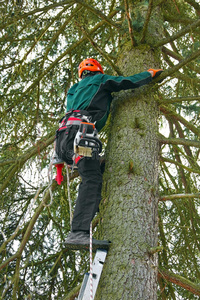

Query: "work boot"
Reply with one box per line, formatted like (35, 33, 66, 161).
(64, 231, 110, 252)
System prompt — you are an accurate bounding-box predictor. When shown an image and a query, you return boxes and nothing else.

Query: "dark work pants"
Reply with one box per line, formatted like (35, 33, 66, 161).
(71, 156, 102, 232)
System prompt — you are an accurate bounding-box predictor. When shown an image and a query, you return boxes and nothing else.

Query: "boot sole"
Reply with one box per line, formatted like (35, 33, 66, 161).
(64, 242, 110, 252)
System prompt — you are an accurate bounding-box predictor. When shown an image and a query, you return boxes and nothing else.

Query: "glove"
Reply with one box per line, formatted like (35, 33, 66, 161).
(148, 68, 163, 79)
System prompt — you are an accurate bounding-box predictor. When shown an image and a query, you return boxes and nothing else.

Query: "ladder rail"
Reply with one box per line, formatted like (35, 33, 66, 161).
(77, 249, 108, 300)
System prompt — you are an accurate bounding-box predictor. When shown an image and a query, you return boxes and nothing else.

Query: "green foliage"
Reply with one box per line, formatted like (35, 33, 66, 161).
(0, 0, 200, 299)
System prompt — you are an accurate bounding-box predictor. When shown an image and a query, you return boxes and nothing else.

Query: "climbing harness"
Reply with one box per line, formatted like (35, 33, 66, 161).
(53, 109, 102, 184)
(55, 109, 92, 166)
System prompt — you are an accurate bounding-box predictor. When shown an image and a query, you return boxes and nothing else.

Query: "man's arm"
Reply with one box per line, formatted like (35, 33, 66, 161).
(101, 69, 163, 93)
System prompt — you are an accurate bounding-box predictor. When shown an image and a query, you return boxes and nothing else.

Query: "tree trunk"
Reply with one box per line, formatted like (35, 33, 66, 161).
(96, 45, 160, 299)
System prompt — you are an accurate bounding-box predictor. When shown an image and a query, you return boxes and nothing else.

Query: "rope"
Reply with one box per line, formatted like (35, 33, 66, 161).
(43, 158, 54, 207)
(66, 165, 73, 225)
(90, 222, 93, 300)
(36, 126, 54, 207)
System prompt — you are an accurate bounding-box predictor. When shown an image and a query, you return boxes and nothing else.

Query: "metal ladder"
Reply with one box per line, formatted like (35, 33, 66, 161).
(76, 249, 108, 300)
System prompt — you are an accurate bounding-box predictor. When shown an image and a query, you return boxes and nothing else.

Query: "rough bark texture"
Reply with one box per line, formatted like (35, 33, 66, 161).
(95, 45, 160, 300)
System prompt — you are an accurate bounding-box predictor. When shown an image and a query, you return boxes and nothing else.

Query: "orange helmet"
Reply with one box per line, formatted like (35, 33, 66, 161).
(78, 58, 104, 78)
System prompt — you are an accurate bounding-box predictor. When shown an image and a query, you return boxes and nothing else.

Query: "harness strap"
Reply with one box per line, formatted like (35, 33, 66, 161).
(74, 155, 83, 165)
(67, 117, 82, 126)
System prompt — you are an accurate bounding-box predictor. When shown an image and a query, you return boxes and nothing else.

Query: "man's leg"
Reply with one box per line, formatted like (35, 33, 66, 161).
(72, 156, 102, 232)
(64, 156, 110, 249)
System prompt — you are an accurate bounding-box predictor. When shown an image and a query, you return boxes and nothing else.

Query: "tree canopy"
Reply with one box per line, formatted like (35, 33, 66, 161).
(0, 0, 200, 299)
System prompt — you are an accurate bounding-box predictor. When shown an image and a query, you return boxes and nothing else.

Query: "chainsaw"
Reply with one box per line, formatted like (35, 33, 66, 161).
(74, 121, 102, 158)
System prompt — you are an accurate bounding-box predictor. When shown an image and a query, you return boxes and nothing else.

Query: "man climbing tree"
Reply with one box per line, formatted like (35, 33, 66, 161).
(56, 58, 163, 249)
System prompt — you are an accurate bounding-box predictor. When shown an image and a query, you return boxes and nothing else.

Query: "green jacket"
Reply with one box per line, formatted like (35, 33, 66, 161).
(66, 71, 152, 132)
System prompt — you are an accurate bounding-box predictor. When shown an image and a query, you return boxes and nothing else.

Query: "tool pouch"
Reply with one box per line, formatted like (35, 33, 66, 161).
(55, 115, 80, 165)
(56, 124, 79, 165)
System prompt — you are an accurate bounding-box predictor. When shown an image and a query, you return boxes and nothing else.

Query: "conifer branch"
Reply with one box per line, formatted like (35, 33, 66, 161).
(0, 0, 76, 30)
(153, 18, 200, 48)
(158, 95, 200, 104)
(160, 106, 200, 136)
(168, 118, 190, 189)
(148, 246, 163, 254)
(184, 0, 200, 14)
(1, 278, 14, 299)
(74, 22, 123, 75)
(13, 256, 21, 299)
(23, 250, 64, 267)
(0, 172, 78, 257)
(124, 0, 137, 46)
(0, 223, 28, 254)
(156, 48, 200, 83)
(0, 133, 55, 194)
(163, 27, 181, 54)
(62, 284, 81, 300)
(40, 5, 82, 68)
(176, 72, 200, 87)
(159, 134, 200, 148)
(160, 193, 200, 201)
(74, 0, 121, 29)
(164, 140, 200, 171)
(20, 6, 71, 65)
(161, 162, 178, 190)
(163, 14, 195, 25)
(173, 119, 200, 171)
(162, 46, 200, 74)
(140, 0, 153, 43)
(158, 268, 200, 296)
(0, 180, 57, 271)
(160, 156, 200, 174)
(2, 9, 120, 115)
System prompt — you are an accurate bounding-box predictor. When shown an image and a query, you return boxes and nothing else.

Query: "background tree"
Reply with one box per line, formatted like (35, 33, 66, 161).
(0, 0, 200, 299)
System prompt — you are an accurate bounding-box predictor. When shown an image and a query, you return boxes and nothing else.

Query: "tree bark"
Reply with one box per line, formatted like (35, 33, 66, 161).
(96, 45, 160, 299)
